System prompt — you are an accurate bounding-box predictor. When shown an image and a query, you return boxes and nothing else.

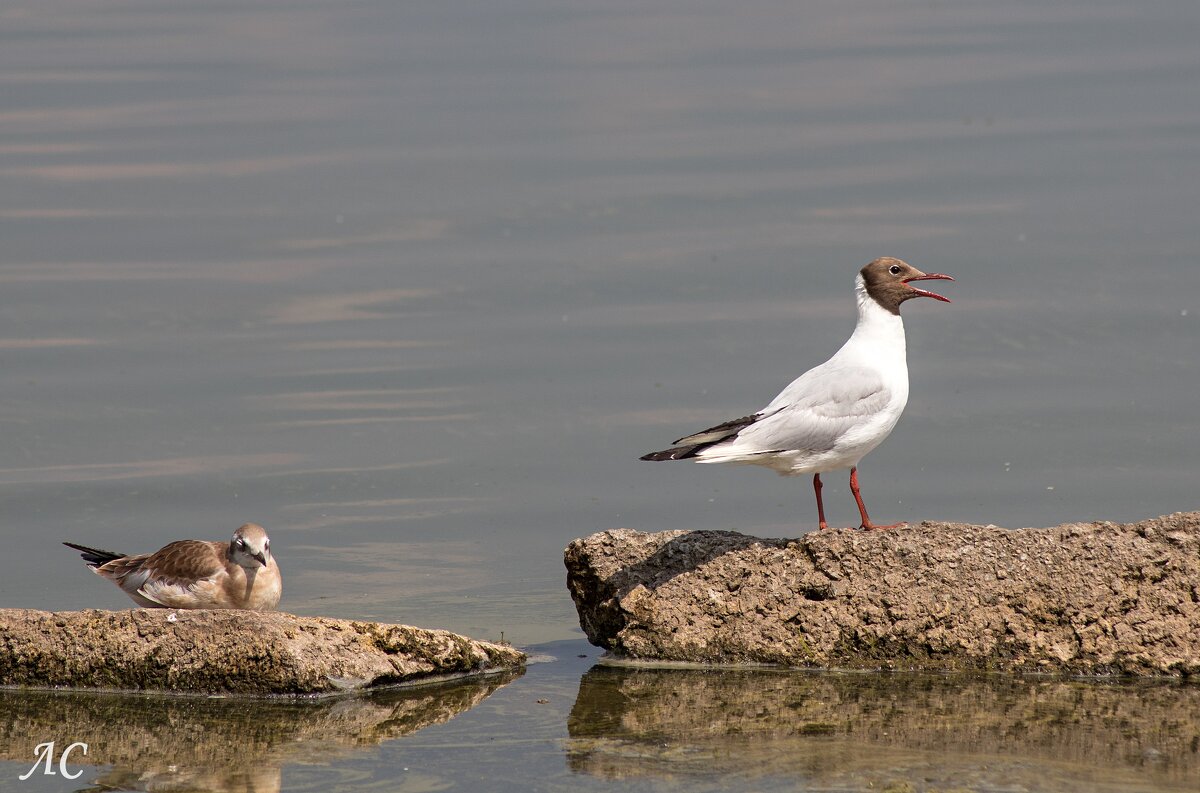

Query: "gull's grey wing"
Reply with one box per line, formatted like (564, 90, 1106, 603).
(732, 364, 893, 454)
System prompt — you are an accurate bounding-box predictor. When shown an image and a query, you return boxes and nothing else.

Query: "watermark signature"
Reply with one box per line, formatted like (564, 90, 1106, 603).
(17, 741, 88, 781)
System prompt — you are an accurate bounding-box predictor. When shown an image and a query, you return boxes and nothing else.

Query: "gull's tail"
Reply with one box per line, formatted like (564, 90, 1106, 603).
(63, 541, 126, 568)
(640, 413, 761, 461)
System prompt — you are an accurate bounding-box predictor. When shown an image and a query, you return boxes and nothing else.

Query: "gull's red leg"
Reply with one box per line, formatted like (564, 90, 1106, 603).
(813, 473, 828, 530)
(850, 466, 906, 530)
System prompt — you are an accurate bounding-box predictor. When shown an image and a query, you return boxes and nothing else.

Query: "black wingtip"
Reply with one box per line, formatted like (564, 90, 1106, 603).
(63, 541, 125, 568)
(641, 413, 762, 462)
(640, 446, 700, 461)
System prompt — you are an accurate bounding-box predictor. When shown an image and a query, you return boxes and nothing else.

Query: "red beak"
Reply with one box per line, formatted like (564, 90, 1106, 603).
(902, 272, 954, 303)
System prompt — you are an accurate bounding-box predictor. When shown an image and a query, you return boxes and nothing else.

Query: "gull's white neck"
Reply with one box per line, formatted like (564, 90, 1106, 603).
(838, 274, 907, 364)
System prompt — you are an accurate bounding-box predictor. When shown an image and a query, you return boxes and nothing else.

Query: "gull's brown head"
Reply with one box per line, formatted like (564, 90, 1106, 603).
(859, 257, 954, 315)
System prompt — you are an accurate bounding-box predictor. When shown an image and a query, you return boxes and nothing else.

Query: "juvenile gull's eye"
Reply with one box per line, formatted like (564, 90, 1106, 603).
(889, 264, 902, 275)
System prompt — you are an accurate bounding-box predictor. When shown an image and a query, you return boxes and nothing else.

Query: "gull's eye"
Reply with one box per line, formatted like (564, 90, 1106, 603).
(889, 264, 902, 275)
(236, 538, 246, 548)
(264, 541, 270, 551)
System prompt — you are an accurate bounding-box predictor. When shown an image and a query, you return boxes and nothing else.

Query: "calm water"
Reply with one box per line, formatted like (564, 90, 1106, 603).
(2, 0, 1199, 790)
(2, 640, 1198, 792)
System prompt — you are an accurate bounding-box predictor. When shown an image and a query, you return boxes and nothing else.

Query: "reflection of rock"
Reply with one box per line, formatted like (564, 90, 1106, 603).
(0, 669, 519, 792)
(567, 665, 1199, 790)
(565, 512, 1200, 675)
(0, 608, 524, 695)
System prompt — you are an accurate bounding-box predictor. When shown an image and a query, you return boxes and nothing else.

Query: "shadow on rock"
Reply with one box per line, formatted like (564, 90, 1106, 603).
(565, 529, 793, 651)
(0, 668, 520, 792)
(566, 665, 1199, 792)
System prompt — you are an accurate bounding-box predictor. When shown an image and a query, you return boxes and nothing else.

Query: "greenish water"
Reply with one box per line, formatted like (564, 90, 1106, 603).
(2, 640, 1196, 792)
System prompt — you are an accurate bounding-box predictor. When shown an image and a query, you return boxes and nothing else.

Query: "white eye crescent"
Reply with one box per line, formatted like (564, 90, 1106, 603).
(889, 264, 902, 275)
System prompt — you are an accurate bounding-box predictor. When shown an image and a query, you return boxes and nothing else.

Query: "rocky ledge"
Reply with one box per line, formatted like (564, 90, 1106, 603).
(0, 609, 524, 695)
(565, 512, 1200, 676)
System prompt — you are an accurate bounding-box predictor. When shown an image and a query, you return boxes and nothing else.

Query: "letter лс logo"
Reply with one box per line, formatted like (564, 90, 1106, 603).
(18, 741, 88, 782)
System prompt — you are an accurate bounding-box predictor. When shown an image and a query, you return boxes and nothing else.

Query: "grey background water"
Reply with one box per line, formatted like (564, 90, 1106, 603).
(1, 0, 1198, 791)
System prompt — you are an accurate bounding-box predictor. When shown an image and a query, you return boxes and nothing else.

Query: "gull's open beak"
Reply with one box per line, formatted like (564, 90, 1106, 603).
(902, 272, 954, 303)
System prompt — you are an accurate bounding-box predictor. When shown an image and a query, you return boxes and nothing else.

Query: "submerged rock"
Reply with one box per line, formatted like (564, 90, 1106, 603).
(564, 512, 1200, 676)
(0, 608, 524, 695)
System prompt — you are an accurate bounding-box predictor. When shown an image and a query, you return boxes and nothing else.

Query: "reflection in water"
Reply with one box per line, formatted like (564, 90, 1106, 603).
(568, 666, 1199, 792)
(0, 669, 519, 792)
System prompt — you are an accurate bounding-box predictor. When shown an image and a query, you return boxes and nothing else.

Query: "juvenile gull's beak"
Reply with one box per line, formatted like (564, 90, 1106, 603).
(902, 272, 954, 303)
(252, 551, 267, 566)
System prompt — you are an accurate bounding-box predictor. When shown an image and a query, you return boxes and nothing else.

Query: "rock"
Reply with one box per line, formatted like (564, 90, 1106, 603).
(564, 512, 1200, 676)
(0, 608, 524, 695)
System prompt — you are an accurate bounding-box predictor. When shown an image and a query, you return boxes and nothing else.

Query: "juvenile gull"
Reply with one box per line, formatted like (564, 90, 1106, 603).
(641, 257, 953, 530)
(63, 523, 281, 610)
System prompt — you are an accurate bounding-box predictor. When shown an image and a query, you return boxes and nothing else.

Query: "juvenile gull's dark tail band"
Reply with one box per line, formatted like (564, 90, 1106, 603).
(63, 541, 126, 568)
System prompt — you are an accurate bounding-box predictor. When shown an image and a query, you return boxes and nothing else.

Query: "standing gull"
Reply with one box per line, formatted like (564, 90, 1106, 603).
(641, 257, 953, 530)
(63, 523, 282, 610)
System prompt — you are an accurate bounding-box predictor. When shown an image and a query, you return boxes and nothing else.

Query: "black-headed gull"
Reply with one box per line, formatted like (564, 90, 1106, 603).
(64, 523, 282, 609)
(641, 257, 953, 530)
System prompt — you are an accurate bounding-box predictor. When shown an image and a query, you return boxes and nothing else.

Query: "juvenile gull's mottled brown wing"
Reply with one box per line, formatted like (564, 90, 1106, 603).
(120, 540, 230, 608)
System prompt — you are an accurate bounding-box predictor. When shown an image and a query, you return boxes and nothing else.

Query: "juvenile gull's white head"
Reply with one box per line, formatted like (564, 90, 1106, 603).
(229, 523, 271, 569)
